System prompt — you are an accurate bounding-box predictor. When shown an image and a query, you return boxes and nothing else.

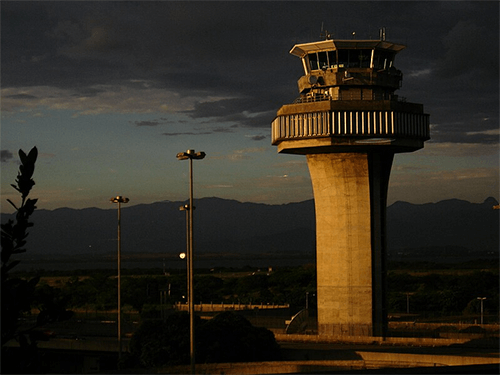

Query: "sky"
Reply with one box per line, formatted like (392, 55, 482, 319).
(1, 1, 499, 213)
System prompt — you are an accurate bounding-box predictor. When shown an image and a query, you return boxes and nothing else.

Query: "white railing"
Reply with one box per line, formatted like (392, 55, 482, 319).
(272, 110, 429, 144)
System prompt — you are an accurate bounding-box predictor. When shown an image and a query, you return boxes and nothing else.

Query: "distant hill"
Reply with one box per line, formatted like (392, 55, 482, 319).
(1, 197, 498, 265)
(1, 198, 316, 258)
(386, 197, 499, 261)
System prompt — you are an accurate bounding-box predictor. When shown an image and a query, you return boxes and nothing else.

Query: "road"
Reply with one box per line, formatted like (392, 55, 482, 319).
(278, 340, 499, 360)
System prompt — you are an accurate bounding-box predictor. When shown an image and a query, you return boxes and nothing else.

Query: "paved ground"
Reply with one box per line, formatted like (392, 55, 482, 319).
(278, 340, 499, 359)
(20, 317, 499, 374)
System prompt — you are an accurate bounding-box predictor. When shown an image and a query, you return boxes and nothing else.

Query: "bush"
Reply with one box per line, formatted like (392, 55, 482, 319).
(197, 311, 281, 363)
(130, 313, 191, 368)
(139, 304, 162, 320)
(129, 311, 281, 369)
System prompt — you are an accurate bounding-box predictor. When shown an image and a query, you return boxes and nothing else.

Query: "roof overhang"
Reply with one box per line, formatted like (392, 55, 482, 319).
(290, 39, 406, 58)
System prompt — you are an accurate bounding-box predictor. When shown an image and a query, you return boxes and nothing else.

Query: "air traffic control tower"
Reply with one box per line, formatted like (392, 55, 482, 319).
(271, 34, 429, 337)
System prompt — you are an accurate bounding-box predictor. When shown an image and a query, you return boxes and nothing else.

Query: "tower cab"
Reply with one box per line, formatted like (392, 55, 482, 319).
(290, 39, 406, 102)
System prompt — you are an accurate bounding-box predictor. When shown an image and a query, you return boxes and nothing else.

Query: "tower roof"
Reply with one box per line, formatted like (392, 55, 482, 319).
(290, 39, 406, 58)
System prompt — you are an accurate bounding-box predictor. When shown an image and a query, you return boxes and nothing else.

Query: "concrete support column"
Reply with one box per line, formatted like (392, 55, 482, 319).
(306, 152, 393, 337)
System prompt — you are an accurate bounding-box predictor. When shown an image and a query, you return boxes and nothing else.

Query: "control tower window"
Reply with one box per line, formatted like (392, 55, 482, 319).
(373, 50, 395, 70)
(338, 50, 349, 67)
(337, 49, 372, 68)
(308, 53, 319, 70)
(328, 51, 336, 67)
(357, 50, 371, 68)
(308, 52, 330, 70)
(308, 49, 388, 70)
(318, 52, 328, 70)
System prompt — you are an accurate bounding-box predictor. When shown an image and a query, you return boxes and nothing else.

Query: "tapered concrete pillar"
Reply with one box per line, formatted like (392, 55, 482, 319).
(307, 152, 392, 336)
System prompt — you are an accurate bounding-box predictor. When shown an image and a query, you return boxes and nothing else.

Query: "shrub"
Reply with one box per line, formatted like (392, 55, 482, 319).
(197, 311, 281, 363)
(129, 311, 281, 369)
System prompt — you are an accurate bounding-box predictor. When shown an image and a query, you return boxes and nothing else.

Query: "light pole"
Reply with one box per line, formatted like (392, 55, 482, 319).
(177, 149, 205, 374)
(179, 251, 187, 303)
(477, 297, 487, 325)
(110, 195, 129, 364)
(405, 292, 414, 314)
(179, 204, 191, 307)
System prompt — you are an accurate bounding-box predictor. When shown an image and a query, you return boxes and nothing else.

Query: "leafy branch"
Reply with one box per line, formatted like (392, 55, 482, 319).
(1, 147, 38, 277)
(1, 146, 73, 373)
(1, 147, 40, 349)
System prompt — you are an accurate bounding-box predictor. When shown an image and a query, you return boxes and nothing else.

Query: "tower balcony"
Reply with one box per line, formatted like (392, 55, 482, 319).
(271, 100, 429, 155)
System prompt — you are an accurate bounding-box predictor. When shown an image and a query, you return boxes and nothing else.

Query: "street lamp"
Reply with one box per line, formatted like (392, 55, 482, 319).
(179, 252, 187, 304)
(179, 205, 189, 301)
(179, 204, 191, 308)
(405, 292, 415, 314)
(477, 297, 487, 325)
(305, 292, 316, 311)
(110, 195, 129, 364)
(177, 149, 205, 374)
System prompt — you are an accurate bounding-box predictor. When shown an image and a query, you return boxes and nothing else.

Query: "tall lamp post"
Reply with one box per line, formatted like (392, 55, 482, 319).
(179, 204, 191, 306)
(176, 149, 205, 374)
(477, 297, 487, 325)
(110, 195, 129, 363)
(405, 292, 415, 314)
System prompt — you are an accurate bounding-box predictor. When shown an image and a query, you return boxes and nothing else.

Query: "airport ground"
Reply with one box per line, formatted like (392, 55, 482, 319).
(9, 328, 498, 374)
(5, 262, 498, 373)
(8, 306, 498, 374)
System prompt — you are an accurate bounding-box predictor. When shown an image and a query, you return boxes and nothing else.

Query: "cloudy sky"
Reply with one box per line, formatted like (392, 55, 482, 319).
(1, 1, 498, 212)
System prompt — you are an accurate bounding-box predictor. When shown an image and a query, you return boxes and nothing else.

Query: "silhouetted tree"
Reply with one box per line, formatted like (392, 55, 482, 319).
(1, 147, 72, 373)
(2, 148, 40, 346)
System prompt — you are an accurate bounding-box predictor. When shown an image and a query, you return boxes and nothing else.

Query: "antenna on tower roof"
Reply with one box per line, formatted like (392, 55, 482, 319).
(379, 27, 386, 41)
(320, 22, 332, 40)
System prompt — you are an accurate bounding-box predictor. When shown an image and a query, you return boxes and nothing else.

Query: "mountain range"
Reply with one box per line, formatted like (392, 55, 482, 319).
(2, 197, 498, 267)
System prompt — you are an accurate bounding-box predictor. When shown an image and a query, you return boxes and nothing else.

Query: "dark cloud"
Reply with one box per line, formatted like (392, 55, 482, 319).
(71, 87, 108, 97)
(163, 131, 212, 137)
(212, 127, 234, 134)
(250, 135, 266, 141)
(431, 114, 499, 144)
(2, 1, 498, 143)
(4, 94, 37, 100)
(435, 21, 498, 80)
(431, 128, 498, 145)
(185, 98, 278, 128)
(187, 99, 245, 119)
(133, 120, 160, 127)
(162, 126, 234, 137)
(1, 150, 14, 163)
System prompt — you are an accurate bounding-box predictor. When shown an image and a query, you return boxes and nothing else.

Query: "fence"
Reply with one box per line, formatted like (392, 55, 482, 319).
(174, 302, 290, 312)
